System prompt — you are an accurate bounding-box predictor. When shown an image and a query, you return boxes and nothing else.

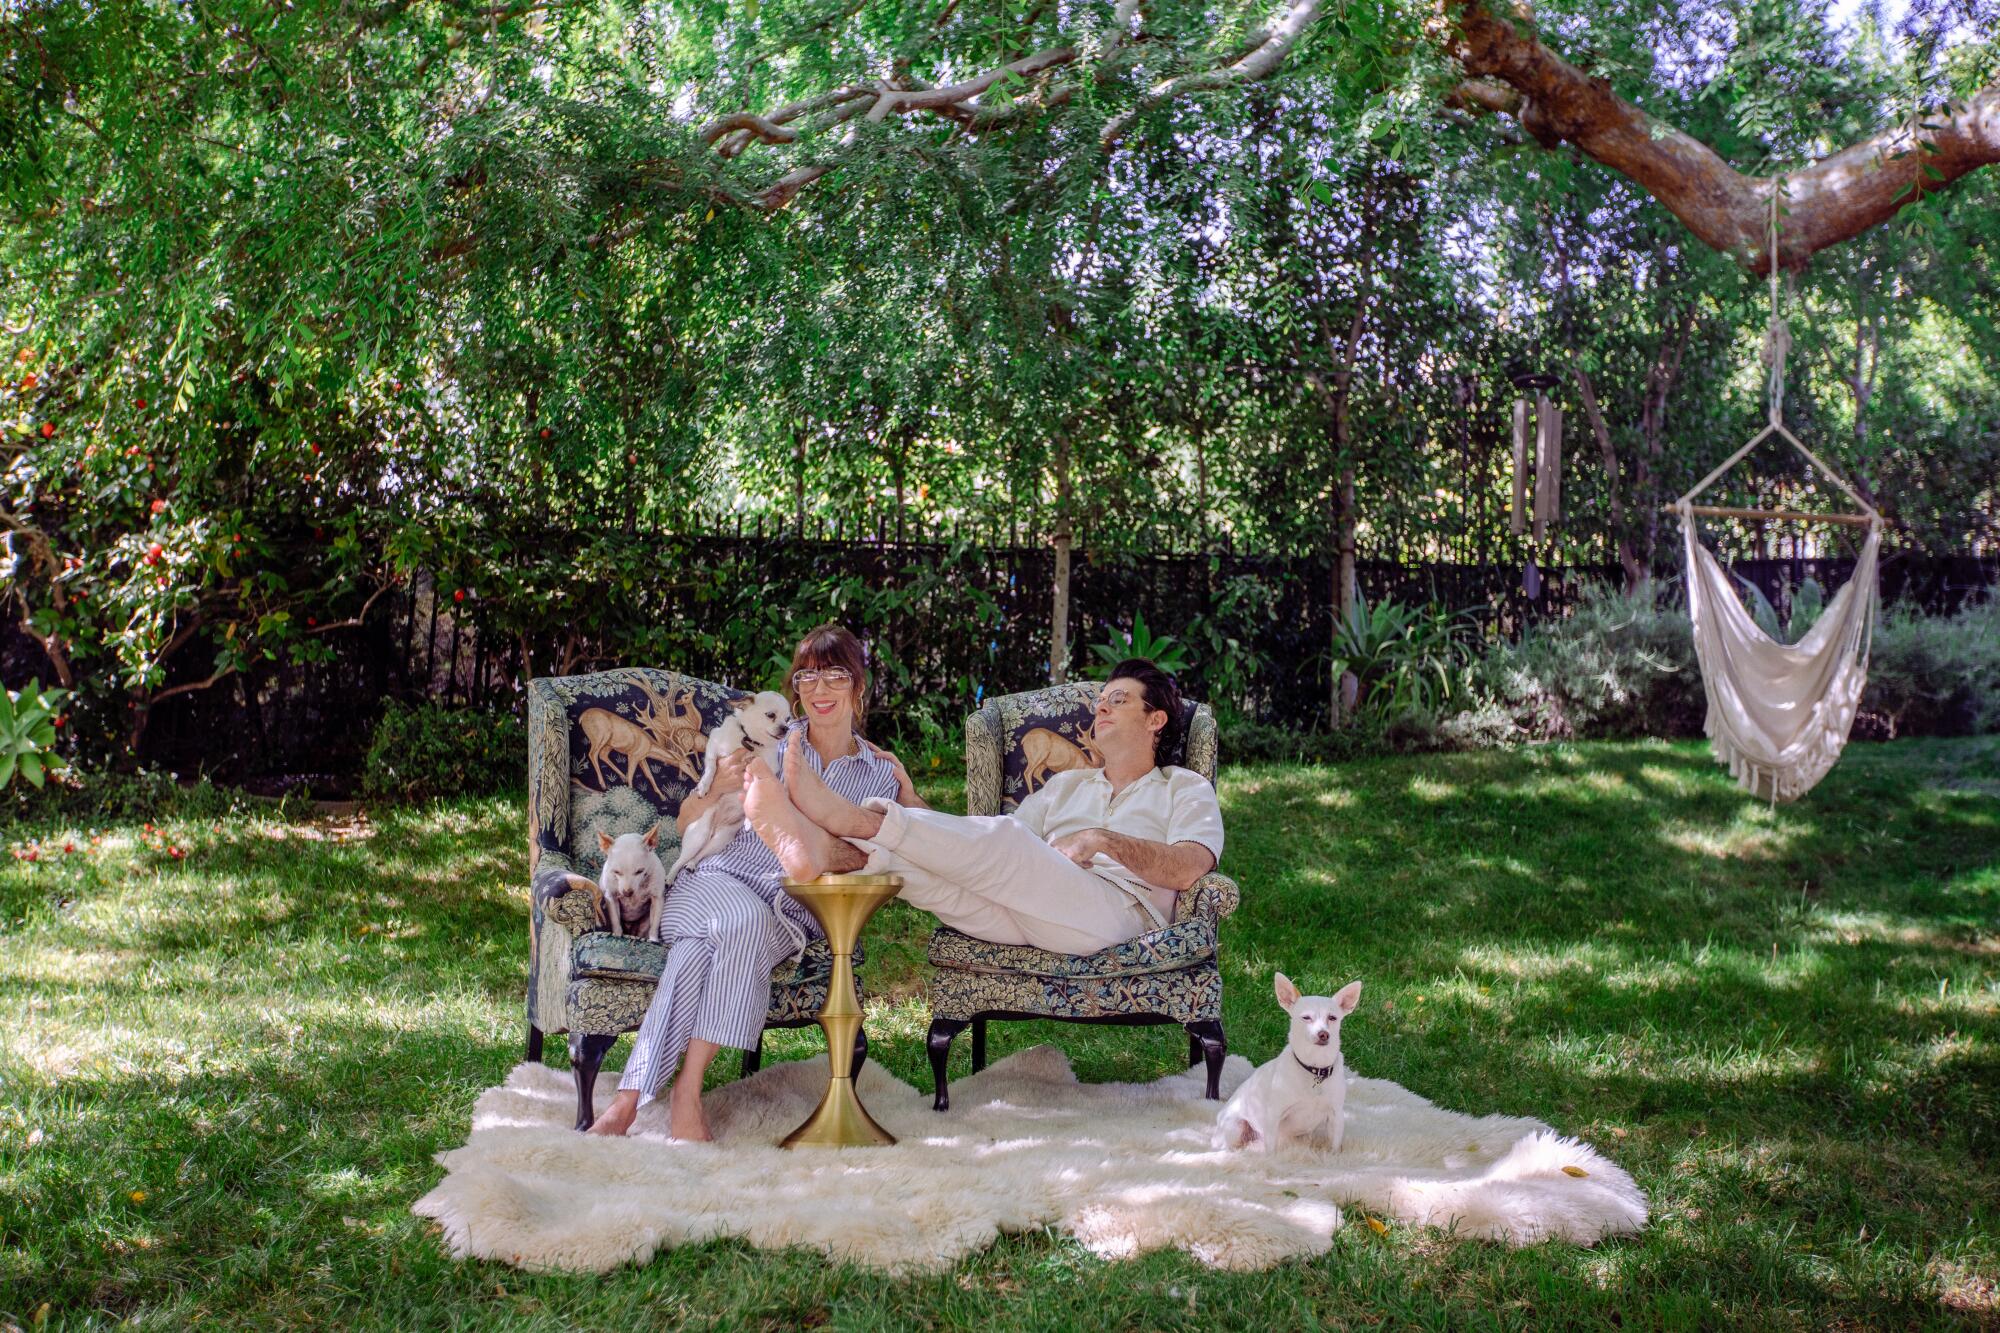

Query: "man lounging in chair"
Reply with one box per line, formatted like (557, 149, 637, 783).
(782, 659, 1223, 955)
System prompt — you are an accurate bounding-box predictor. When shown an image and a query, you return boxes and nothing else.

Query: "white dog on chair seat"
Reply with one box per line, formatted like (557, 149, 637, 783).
(1215, 972, 1363, 1153)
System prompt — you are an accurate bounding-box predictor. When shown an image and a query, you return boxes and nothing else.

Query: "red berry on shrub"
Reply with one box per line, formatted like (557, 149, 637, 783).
(20, 372, 35, 389)
(149, 499, 166, 515)
(306, 616, 317, 626)
(311, 443, 321, 455)
(391, 382, 402, 393)
(314, 527, 324, 540)
(539, 428, 551, 439)
(136, 397, 147, 409)
(144, 542, 163, 564)
(453, 588, 466, 602)
(39, 422, 54, 438)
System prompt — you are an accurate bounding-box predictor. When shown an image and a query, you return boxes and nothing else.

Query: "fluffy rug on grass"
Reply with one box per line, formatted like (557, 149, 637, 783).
(412, 1046, 1646, 1273)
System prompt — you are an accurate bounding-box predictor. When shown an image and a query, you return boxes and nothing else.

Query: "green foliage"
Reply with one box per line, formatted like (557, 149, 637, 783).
(1085, 609, 1192, 679)
(5, 765, 251, 826)
(361, 703, 527, 804)
(1461, 582, 1701, 743)
(1331, 596, 1476, 724)
(0, 681, 66, 790)
(1864, 591, 2000, 738)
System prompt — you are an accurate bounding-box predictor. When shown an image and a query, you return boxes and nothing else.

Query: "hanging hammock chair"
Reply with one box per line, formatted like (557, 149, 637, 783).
(1672, 199, 1884, 804)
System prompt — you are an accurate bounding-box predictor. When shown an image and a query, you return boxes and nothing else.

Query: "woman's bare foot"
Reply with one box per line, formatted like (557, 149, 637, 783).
(667, 1081, 714, 1142)
(743, 757, 865, 879)
(785, 755, 883, 840)
(586, 1089, 641, 1136)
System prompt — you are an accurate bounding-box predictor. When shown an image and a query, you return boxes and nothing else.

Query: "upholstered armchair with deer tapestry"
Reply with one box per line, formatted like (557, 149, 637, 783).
(924, 681, 1239, 1111)
(524, 668, 859, 1130)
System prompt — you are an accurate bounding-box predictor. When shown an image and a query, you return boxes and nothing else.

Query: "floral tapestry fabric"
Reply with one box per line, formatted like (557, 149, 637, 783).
(938, 683, 1234, 1031)
(962, 683, 1217, 816)
(525, 667, 865, 1043)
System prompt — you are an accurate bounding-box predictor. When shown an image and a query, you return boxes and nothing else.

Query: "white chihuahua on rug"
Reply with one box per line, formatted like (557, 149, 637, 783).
(660, 691, 793, 886)
(597, 824, 668, 939)
(1215, 972, 1363, 1154)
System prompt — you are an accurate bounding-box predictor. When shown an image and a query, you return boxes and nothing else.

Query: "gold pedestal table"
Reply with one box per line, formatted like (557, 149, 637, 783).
(780, 873, 903, 1149)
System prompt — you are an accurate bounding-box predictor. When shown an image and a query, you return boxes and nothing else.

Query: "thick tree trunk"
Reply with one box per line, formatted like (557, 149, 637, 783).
(1049, 431, 1073, 685)
(793, 421, 807, 535)
(1570, 362, 1645, 592)
(1637, 303, 1697, 569)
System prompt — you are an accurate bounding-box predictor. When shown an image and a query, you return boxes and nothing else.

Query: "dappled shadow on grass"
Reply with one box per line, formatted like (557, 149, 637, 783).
(1211, 738, 2000, 1253)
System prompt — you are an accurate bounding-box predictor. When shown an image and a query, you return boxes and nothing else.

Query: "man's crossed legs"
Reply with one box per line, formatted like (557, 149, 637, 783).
(784, 760, 1149, 955)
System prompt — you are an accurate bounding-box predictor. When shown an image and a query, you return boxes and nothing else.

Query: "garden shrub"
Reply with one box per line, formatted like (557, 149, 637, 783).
(4, 765, 250, 827)
(1460, 581, 1702, 742)
(362, 702, 526, 803)
(1861, 592, 2000, 738)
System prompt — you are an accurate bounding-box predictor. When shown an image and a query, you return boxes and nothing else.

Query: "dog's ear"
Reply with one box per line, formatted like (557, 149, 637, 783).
(597, 830, 616, 853)
(727, 697, 753, 712)
(1273, 972, 1300, 1011)
(1332, 979, 1362, 1017)
(643, 821, 661, 849)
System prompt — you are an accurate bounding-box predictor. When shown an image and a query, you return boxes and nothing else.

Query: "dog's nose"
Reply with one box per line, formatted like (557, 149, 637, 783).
(1314, 1032, 1330, 1045)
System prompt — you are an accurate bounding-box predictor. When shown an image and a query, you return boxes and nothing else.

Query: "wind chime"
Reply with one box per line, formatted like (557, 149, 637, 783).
(1505, 360, 1562, 597)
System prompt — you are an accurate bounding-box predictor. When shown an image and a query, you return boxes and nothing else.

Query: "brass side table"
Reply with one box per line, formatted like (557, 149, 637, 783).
(779, 873, 903, 1148)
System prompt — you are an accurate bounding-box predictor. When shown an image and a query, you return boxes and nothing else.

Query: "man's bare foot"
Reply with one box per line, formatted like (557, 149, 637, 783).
(586, 1089, 641, 1136)
(743, 757, 863, 880)
(785, 755, 883, 840)
(667, 1083, 714, 1142)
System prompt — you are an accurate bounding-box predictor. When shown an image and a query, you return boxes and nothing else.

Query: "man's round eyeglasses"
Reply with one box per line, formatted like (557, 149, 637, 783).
(792, 668, 854, 688)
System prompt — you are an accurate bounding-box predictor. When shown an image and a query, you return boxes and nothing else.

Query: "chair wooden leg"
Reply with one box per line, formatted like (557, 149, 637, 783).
(927, 1018, 970, 1111)
(527, 1023, 545, 1065)
(1187, 1030, 1200, 1068)
(1185, 1019, 1226, 1100)
(971, 1017, 988, 1073)
(741, 1033, 763, 1078)
(568, 1031, 620, 1131)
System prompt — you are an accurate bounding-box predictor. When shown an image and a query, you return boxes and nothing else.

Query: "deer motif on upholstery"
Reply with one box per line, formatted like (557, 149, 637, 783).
(578, 680, 707, 796)
(1020, 725, 1104, 793)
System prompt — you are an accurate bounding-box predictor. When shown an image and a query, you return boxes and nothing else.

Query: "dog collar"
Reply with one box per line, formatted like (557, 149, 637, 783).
(1293, 1053, 1340, 1084)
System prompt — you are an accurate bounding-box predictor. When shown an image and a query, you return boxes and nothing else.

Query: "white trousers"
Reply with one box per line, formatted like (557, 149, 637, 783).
(856, 800, 1154, 955)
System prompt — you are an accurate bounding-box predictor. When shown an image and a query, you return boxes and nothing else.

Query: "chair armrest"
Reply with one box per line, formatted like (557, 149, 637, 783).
(534, 863, 606, 935)
(1173, 871, 1239, 924)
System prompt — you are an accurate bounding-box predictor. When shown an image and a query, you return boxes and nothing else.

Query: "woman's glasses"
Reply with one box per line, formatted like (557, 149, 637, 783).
(791, 668, 854, 689)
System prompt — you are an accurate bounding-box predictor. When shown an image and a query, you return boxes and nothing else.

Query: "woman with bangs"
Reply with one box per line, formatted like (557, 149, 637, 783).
(586, 624, 917, 1141)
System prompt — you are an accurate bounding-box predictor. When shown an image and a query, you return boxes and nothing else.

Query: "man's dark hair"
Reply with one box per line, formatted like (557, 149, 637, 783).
(1106, 658, 1184, 764)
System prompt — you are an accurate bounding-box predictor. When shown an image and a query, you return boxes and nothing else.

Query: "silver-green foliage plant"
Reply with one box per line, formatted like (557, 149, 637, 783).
(1464, 582, 1700, 742)
(0, 681, 67, 790)
(1863, 592, 2000, 737)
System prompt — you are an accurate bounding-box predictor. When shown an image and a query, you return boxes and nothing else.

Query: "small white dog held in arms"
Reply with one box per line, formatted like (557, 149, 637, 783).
(660, 690, 793, 886)
(1215, 972, 1363, 1154)
(596, 824, 667, 939)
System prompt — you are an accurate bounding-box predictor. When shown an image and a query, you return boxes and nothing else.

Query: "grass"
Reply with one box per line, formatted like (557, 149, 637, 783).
(1, 737, 1996, 1330)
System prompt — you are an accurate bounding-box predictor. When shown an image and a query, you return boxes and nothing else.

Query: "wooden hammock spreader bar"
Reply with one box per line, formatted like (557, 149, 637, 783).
(1664, 504, 1877, 527)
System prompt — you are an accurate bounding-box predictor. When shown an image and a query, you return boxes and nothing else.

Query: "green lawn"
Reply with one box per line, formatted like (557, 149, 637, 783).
(3, 738, 1996, 1330)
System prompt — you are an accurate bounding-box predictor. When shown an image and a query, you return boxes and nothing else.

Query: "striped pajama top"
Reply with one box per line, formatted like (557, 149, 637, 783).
(689, 718, 901, 950)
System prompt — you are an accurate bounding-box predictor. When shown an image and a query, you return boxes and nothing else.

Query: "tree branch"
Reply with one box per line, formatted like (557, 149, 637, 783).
(1445, 0, 2000, 271)
(1099, 0, 1326, 149)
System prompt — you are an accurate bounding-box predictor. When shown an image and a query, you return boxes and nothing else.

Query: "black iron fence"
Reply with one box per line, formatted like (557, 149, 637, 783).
(99, 531, 1995, 788)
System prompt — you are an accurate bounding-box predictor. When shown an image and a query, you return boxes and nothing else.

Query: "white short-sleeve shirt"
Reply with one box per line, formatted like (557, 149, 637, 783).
(1013, 765, 1224, 919)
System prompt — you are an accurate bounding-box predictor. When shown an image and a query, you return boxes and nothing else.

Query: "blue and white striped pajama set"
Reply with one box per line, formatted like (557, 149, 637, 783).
(616, 721, 900, 1106)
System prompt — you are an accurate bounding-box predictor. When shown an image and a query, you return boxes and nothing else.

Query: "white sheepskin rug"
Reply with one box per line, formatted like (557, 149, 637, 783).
(412, 1046, 1646, 1274)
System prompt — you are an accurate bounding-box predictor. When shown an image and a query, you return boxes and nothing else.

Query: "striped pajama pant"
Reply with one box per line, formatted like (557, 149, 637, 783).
(615, 721, 898, 1107)
(615, 865, 801, 1107)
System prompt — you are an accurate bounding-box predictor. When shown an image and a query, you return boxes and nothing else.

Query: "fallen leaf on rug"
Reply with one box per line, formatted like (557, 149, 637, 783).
(411, 1046, 1646, 1273)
